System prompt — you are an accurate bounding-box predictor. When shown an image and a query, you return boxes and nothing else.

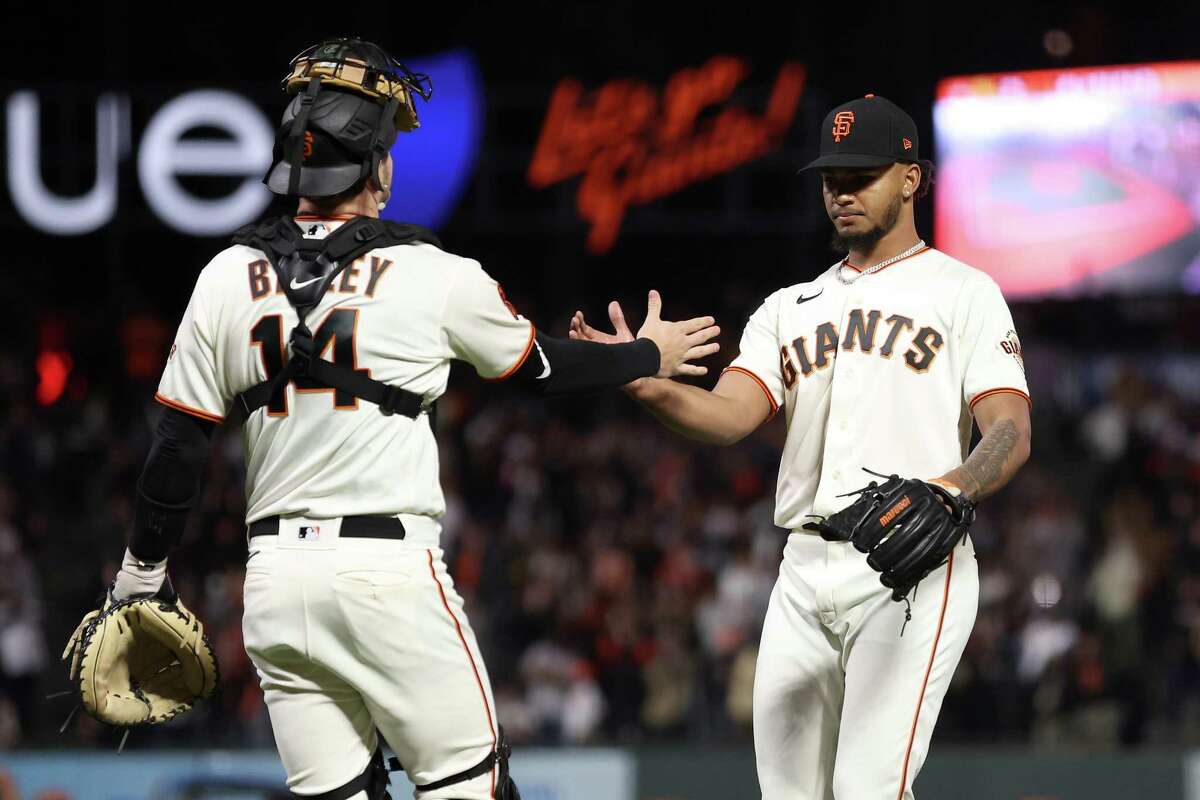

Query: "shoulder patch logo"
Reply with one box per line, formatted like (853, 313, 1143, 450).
(999, 329, 1024, 372)
(496, 284, 521, 320)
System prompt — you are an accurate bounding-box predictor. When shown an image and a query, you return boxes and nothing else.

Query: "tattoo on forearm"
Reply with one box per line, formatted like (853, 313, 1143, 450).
(948, 419, 1020, 501)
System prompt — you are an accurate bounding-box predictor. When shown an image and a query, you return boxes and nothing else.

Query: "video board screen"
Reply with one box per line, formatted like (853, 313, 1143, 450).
(934, 62, 1200, 298)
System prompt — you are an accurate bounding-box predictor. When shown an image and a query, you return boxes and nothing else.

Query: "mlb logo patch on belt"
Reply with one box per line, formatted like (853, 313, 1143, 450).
(298, 525, 321, 540)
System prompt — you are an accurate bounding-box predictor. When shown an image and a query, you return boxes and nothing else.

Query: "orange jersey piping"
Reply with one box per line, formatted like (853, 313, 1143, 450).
(482, 323, 537, 383)
(154, 393, 225, 423)
(969, 387, 1031, 412)
(722, 366, 780, 417)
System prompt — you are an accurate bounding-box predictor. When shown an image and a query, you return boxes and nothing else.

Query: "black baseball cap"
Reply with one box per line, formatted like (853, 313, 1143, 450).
(800, 94, 919, 171)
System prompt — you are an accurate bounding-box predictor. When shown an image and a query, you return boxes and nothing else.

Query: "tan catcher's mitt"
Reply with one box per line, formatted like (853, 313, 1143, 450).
(62, 585, 218, 726)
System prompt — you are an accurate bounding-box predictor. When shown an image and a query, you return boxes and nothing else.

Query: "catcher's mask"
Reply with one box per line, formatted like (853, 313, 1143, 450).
(264, 37, 433, 199)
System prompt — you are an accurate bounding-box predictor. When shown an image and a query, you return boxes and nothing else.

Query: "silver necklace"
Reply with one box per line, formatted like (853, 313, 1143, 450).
(836, 240, 926, 285)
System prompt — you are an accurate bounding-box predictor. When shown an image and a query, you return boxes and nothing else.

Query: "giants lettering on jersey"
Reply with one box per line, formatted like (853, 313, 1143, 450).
(246, 256, 395, 301)
(779, 308, 944, 386)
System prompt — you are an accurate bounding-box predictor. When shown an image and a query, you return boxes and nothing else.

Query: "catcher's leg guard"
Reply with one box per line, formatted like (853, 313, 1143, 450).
(495, 729, 521, 800)
(295, 744, 391, 800)
(410, 726, 520, 799)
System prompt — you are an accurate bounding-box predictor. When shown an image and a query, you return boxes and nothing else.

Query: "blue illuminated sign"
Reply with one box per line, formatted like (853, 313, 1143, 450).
(381, 49, 484, 229)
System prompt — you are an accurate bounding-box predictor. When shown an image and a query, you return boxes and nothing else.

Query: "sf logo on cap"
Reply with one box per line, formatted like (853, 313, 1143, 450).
(832, 111, 855, 142)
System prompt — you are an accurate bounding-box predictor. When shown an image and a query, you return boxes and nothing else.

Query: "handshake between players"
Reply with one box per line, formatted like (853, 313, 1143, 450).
(602, 288, 720, 379)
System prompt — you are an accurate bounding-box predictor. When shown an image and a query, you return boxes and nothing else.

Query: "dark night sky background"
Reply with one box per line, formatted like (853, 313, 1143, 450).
(4, 0, 1199, 363)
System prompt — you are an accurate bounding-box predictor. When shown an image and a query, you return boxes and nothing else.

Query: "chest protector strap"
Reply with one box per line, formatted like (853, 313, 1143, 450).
(228, 215, 441, 425)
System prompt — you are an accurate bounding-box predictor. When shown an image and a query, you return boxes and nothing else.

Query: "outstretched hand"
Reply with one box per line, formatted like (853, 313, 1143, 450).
(570, 300, 635, 345)
(570, 290, 720, 379)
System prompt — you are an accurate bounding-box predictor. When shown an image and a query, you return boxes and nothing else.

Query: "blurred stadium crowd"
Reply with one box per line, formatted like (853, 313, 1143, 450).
(2, 301, 1199, 753)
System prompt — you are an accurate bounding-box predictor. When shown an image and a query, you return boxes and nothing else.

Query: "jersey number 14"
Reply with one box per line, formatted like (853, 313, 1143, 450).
(250, 309, 368, 416)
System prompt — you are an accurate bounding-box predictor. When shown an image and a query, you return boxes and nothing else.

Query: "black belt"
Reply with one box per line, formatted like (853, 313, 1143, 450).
(248, 515, 406, 540)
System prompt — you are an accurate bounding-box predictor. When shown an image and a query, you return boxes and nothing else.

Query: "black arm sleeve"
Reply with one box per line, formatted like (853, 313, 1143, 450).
(511, 332, 660, 396)
(129, 408, 216, 562)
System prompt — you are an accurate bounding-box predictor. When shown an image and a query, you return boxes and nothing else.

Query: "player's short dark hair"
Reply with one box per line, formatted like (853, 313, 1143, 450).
(912, 158, 936, 200)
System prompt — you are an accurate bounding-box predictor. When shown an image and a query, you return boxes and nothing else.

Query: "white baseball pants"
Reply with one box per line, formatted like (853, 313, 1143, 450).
(242, 516, 500, 799)
(753, 533, 979, 800)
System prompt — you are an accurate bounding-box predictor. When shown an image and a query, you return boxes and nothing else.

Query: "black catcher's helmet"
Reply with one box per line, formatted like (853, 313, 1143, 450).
(263, 37, 433, 199)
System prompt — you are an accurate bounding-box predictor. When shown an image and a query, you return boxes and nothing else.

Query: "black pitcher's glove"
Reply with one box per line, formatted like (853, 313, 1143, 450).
(803, 472, 974, 601)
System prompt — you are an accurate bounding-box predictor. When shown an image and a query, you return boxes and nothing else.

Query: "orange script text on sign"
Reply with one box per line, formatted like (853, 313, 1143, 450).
(527, 56, 807, 253)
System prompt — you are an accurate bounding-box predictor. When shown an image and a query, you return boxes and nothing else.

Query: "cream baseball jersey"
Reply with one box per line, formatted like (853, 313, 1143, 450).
(156, 217, 535, 523)
(726, 246, 1029, 532)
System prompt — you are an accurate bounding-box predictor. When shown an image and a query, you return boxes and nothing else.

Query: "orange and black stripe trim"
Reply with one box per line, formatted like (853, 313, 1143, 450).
(969, 387, 1031, 412)
(154, 393, 224, 423)
(426, 550, 498, 798)
(722, 366, 779, 418)
(842, 245, 929, 274)
(896, 551, 954, 800)
(293, 214, 357, 221)
(483, 323, 537, 383)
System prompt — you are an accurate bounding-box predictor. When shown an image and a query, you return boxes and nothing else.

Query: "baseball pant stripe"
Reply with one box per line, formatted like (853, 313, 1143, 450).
(895, 550, 954, 800)
(426, 549, 498, 798)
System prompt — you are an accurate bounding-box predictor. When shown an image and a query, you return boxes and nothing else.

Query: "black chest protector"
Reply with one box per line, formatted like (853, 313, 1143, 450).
(228, 215, 441, 425)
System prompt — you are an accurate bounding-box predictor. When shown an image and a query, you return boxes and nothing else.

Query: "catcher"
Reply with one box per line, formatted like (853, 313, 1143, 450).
(66, 35, 718, 800)
(571, 95, 1032, 799)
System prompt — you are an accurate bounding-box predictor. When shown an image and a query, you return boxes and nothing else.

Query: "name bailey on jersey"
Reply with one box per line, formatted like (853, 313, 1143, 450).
(779, 308, 943, 386)
(245, 256, 396, 301)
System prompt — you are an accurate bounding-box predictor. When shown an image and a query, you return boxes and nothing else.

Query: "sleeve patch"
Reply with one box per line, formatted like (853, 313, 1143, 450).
(497, 284, 521, 320)
(998, 329, 1024, 373)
